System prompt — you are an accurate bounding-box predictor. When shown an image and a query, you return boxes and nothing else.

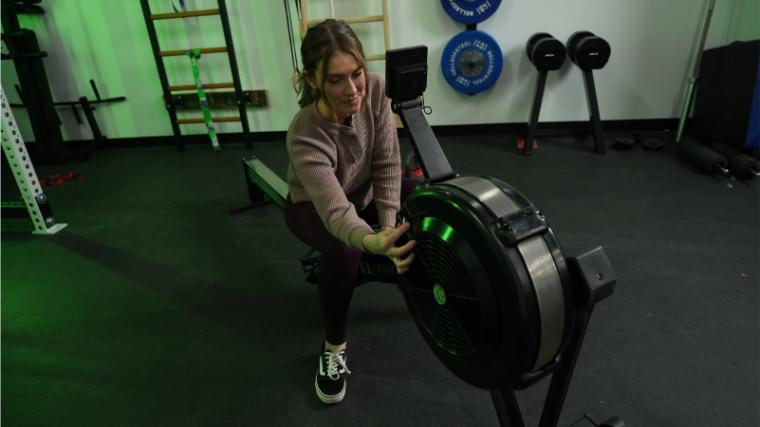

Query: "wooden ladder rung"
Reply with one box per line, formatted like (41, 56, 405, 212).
(160, 47, 227, 57)
(150, 9, 220, 20)
(169, 82, 235, 91)
(299, 0, 390, 57)
(307, 14, 384, 27)
(176, 116, 241, 125)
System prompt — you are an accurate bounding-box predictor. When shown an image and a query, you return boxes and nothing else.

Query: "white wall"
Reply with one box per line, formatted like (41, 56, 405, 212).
(0, 0, 753, 141)
(723, 0, 760, 43)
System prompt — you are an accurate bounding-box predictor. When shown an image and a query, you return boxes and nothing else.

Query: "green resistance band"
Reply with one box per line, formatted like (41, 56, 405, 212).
(186, 48, 220, 151)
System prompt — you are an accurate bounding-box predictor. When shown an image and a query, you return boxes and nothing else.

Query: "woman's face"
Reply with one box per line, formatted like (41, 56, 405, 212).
(315, 51, 365, 123)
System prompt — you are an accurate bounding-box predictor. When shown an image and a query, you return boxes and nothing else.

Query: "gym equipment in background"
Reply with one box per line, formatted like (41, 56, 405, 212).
(440, 0, 503, 95)
(440, 0, 502, 24)
(612, 137, 635, 151)
(8, 79, 127, 161)
(567, 31, 610, 71)
(172, 0, 222, 151)
(566, 30, 611, 154)
(441, 30, 504, 95)
(387, 45, 620, 427)
(520, 33, 567, 155)
(677, 137, 729, 176)
(1, 84, 67, 234)
(235, 155, 288, 211)
(1, 0, 66, 163)
(140, 0, 255, 151)
(677, 39, 760, 179)
(709, 142, 760, 180)
(527, 33, 566, 72)
(676, 0, 716, 143)
(2, 2, 126, 162)
(691, 39, 760, 150)
(171, 90, 266, 111)
(641, 138, 664, 151)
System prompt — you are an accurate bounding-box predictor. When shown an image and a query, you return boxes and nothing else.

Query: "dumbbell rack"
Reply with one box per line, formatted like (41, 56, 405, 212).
(140, 0, 252, 151)
(1, 85, 66, 235)
(522, 69, 549, 155)
(581, 69, 606, 154)
(567, 31, 611, 155)
(522, 33, 566, 155)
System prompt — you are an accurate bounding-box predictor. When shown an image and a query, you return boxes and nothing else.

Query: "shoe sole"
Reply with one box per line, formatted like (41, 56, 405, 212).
(314, 374, 346, 404)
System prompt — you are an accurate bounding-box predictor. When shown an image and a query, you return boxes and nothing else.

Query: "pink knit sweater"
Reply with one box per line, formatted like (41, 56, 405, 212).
(286, 72, 401, 250)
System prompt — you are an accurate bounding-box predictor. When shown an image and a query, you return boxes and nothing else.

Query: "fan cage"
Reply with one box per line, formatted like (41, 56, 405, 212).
(408, 233, 483, 356)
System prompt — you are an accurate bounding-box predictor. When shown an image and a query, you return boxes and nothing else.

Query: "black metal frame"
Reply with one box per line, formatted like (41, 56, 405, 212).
(487, 259, 613, 427)
(140, 0, 180, 148)
(217, 0, 253, 149)
(392, 98, 456, 183)
(1, 0, 67, 163)
(522, 69, 606, 156)
(139, 0, 253, 151)
(391, 69, 619, 426)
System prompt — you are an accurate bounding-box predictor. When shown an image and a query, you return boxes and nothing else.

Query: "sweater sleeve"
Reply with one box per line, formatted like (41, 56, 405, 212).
(370, 74, 402, 228)
(288, 130, 374, 250)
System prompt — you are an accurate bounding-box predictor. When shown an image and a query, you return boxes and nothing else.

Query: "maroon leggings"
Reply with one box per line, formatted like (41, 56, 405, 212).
(283, 178, 421, 345)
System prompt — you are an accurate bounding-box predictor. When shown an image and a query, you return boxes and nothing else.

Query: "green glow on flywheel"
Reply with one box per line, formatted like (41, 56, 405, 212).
(421, 217, 455, 243)
(433, 284, 447, 305)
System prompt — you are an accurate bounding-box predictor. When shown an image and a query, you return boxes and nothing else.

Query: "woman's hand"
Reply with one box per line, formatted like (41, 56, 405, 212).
(362, 222, 416, 274)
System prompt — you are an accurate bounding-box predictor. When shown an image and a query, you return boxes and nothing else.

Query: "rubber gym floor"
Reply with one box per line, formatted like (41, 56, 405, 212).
(2, 132, 758, 427)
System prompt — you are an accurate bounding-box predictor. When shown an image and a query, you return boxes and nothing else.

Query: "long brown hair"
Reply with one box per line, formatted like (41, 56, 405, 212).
(294, 19, 366, 108)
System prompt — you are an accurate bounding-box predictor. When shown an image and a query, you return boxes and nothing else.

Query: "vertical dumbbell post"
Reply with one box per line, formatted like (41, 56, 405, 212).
(567, 31, 610, 154)
(524, 70, 548, 155)
(582, 70, 605, 154)
(522, 33, 566, 155)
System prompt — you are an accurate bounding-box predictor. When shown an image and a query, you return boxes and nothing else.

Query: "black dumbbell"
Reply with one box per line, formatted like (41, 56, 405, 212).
(567, 30, 611, 70)
(526, 32, 566, 71)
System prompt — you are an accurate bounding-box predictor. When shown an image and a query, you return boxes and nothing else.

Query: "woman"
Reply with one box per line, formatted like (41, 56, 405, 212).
(283, 19, 419, 404)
